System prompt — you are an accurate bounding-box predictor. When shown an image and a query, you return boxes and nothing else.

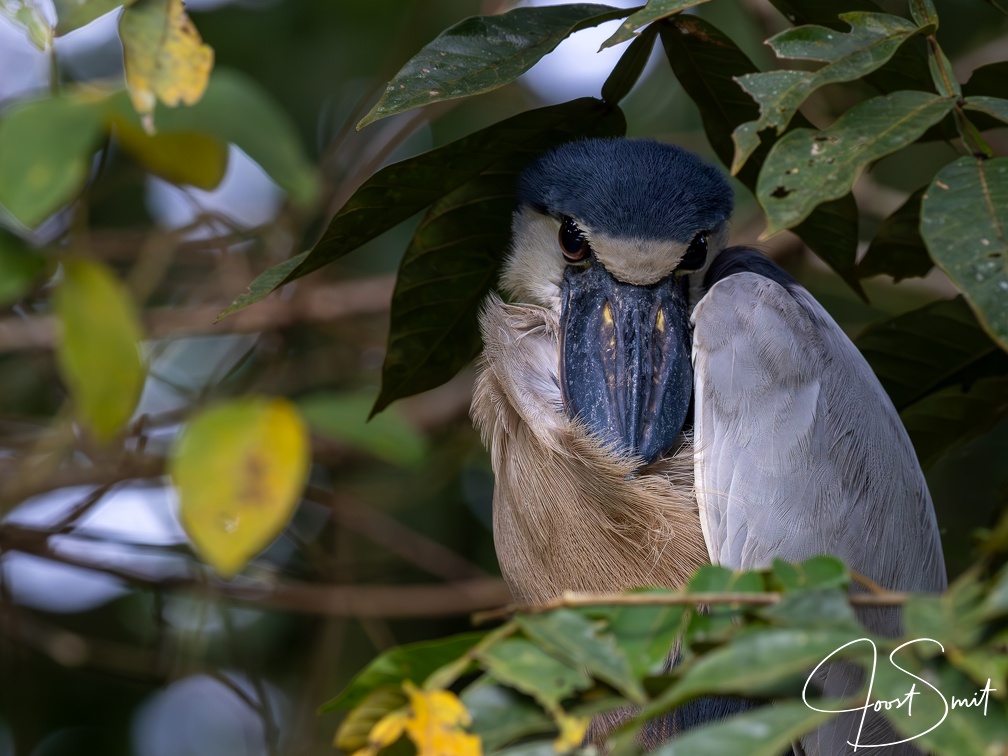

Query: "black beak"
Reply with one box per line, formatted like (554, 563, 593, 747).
(559, 262, 692, 467)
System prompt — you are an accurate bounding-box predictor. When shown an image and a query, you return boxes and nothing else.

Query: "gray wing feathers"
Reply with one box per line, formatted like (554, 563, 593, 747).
(692, 272, 946, 600)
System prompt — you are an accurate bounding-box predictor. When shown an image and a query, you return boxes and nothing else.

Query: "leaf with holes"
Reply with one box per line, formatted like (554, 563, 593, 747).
(660, 17, 860, 294)
(600, 0, 709, 50)
(54, 260, 146, 441)
(921, 156, 1008, 351)
(358, 4, 629, 128)
(757, 91, 954, 234)
(731, 12, 924, 174)
(169, 398, 310, 578)
(119, 0, 213, 120)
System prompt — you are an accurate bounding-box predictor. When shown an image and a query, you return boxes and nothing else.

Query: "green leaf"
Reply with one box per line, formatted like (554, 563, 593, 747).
(687, 564, 765, 593)
(462, 684, 555, 751)
(903, 583, 985, 652)
(372, 174, 506, 416)
(765, 0, 934, 94)
(169, 397, 310, 578)
(226, 97, 624, 322)
(110, 116, 228, 190)
(769, 556, 848, 591)
(320, 632, 486, 713)
(371, 100, 624, 413)
(645, 627, 873, 715)
(921, 156, 1008, 351)
(909, 0, 939, 28)
(900, 375, 1008, 468)
(856, 297, 1003, 411)
(759, 589, 862, 632)
(731, 12, 923, 174)
(0, 230, 47, 307)
(298, 391, 426, 468)
(54, 259, 146, 441)
(964, 95, 1008, 126)
(516, 610, 645, 703)
(926, 38, 959, 99)
(601, 23, 659, 103)
(858, 187, 932, 281)
(659, 17, 861, 293)
(478, 638, 593, 710)
(600, 0, 708, 49)
(53, 0, 125, 35)
(218, 251, 308, 321)
(651, 701, 834, 756)
(0, 96, 106, 228)
(358, 4, 630, 128)
(589, 595, 684, 678)
(758, 91, 954, 234)
(981, 565, 1008, 619)
(146, 69, 318, 206)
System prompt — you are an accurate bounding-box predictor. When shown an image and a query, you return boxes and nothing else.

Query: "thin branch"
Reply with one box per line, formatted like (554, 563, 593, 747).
(472, 588, 912, 625)
(0, 275, 394, 353)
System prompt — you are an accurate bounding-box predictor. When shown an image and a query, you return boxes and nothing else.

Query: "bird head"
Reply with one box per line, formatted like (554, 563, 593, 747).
(501, 138, 733, 466)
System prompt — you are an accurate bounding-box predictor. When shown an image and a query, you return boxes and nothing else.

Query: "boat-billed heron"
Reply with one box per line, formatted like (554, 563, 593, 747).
(470, 138, 947, 753)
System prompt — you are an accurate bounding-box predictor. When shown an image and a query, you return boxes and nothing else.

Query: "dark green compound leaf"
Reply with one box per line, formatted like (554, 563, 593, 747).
(921, 156, 1008, 351)
(600, 0, 708, 49)
(858, 187, 932, 282)
(731, 12, 924, 174)
(319, 631, 485, 712)
(222, 98, 623, 320)
(478, 637, 593, 710)
(516, 609, 646, 704)
(601, 22, 659, 104)
(650, 701, 834, 756)
(900, 375, 1008, 469)
(856, 296, 1004, 411)
(579, 592, 685, 677)
(760, 589, 863, 632)
(372, 101, 625, 414)
(358, 4, 631, 128)
(903, 582, 985, 653)
(758, 91, 955, 234)
(660, 17, 860, 293)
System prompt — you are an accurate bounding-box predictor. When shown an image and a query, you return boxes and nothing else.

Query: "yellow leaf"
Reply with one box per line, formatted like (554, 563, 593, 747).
(111, 116, 228, 189)
(54, 260, 146, 441)
(402, 681, 482, 756)
(552, 713, 588, 754)
(349, 708, 409, 756)
(335, 687, 408, 753)
(119, 0, 213, 121)
(169, 397, 310, 578)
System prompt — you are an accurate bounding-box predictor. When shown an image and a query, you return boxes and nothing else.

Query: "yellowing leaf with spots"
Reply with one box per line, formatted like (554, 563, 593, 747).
(119, 0, 213, 122)
(402, 681, 481, 756)
(54, 260, 146, 442)
(170, 398, 310, 578)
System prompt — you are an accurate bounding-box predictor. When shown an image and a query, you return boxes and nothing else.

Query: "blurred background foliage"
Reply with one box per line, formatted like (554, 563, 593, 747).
(0, 0, 1005, 754)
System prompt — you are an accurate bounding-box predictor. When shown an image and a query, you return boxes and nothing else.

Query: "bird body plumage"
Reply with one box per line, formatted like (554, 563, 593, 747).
(471, 138, 946, 754)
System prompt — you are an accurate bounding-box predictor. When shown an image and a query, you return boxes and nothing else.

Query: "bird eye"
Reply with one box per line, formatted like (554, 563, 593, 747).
(558, 216, 591, 262)
(680, 232, 708, 271)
